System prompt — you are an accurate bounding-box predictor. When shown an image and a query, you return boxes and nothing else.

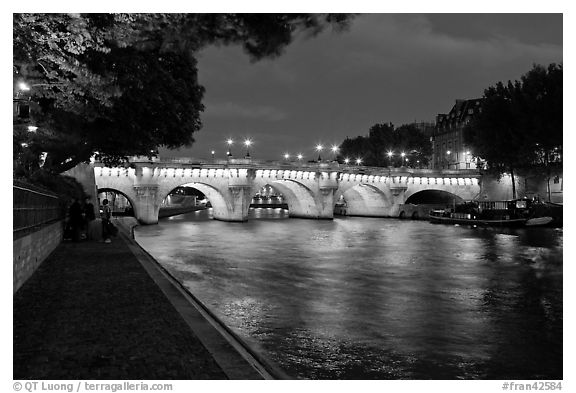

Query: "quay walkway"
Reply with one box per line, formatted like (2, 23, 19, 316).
(13, 220, 274, 380)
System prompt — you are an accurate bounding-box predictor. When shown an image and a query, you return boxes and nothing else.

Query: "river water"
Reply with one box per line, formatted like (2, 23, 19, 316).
(134, 208, 563, 379)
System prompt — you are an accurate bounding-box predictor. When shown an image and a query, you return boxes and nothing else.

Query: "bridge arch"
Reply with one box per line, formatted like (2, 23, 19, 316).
(340, 183, 393, 217)
(97, 187, 137, 217)
(160, 182, 230, 221)
(405, 189, 464, 205)
(264, 179, 319, 218)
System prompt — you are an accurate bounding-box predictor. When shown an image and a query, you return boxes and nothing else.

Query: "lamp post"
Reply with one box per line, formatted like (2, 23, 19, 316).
(211, 150, 215, 159)
(331, 145, 339, 161)
(344, 158, 350, 165)
(297, 153, 303, 162)
(387, 151, 393, 167)
(226, 139, 233, 157)
(244, 139, 252, 158)
(315, 144, 323, 161)
(283, 153, 290, 161)
(356, 158, 362, 166)
(446, 150, 451, 169)
(400, 152, 406, 167)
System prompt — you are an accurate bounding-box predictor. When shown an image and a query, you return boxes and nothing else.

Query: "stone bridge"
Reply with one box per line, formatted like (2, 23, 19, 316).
(94, 157, 481, 224)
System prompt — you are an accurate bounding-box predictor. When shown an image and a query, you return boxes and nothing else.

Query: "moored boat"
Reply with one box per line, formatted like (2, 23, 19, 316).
(428, 199, 554, 227)
(429, 209, 527, 227)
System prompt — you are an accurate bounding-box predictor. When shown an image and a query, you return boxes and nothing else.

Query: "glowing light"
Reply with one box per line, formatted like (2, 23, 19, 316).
(401, 152, 406, 157)
(244, 139, 252, 147)
(387, 151, 393, 157)
(344, 158, 350, 164)
(466, 151, 470, 155)
(284, 153, 290, 160)
(227, 139, 233, 145)
(446, 150, 451, 155)
(297, 154, 303, 160)
(331, 145, 339, 153)
(18, 82, 30, 91)
(27, 126, 38, 133)
(356, 158, 362, 165)
(315, 144, 323, 152)
(20, 142, 28, 148)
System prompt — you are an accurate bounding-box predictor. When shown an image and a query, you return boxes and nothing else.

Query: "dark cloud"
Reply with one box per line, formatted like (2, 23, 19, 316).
(163, 14, 562, 161)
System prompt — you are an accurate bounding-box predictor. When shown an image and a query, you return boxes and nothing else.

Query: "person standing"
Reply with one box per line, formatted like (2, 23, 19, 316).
(101, 199, 112, 243)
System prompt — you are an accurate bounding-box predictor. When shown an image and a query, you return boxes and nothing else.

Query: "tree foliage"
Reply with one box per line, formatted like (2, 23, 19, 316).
(339, 123, 432, 167)
(14, 13, 353, 175)
(463, 64, 562, 197)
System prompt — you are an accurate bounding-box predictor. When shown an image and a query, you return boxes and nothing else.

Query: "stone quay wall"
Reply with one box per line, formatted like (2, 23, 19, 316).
(13, 221, 63, 294)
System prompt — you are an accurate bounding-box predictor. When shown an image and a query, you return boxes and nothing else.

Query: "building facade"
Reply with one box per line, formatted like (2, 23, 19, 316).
(432, 98, 483, 169)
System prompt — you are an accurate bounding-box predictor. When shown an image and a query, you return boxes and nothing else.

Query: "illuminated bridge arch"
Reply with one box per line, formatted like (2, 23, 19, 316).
(338, 183, 394, 217)
(405, 189, 464, 205)
(159, 182, 230, 221)
(253, 178, 319, 218)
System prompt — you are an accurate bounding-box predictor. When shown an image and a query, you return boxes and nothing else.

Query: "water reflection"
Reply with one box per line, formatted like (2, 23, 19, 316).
(135, 209, 562, 379)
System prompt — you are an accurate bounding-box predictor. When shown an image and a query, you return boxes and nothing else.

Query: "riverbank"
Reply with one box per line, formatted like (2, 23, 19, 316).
(13, 218, 271, 380)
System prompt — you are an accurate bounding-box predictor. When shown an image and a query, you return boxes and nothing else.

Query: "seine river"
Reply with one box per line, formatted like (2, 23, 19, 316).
(134, 208, 563, 379)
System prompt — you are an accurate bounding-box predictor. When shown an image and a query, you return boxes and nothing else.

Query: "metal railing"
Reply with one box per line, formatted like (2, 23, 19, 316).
(13, 181, 64, 238)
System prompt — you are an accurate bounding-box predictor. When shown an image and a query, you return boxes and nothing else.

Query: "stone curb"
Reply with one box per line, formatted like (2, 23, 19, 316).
(113, 217, 290, 380)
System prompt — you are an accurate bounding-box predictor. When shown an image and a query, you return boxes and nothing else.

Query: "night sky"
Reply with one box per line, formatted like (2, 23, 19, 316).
(160, 13, 562, 161)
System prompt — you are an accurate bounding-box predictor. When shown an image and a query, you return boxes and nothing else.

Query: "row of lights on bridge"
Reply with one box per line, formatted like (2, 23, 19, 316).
(211, 139, 367, 164)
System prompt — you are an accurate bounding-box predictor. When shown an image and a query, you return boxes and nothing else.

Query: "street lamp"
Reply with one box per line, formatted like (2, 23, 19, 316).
(387, 151, 393, 167)
(297, 153, 303, 162)
(27, 125, 38, 133)
(331, 145, 339, 161)
(226, 138, 234, 157)
(315, 144, 323, 161)
(244, 139, 252, 158)
(284, 153, 290, 161)
(18, 82, 30, 91)
(211, 150, 215, 159)
(400, 152, 406, 167)
(356, 158, 362, 166)
(344, 158, 350, 165)
(446, 150, 451, 169)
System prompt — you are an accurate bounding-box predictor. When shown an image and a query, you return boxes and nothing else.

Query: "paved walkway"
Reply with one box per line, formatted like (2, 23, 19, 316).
(13, 232, 229, 380)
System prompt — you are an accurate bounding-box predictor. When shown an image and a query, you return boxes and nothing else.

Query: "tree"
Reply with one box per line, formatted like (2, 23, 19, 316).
(339, 123, 432, 167)
(14, 13, 353, 175)
(464, 64, 562, 199)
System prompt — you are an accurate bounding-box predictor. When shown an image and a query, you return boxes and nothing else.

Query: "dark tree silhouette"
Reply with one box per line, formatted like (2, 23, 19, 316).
(339, 122, 432, 167)
(464, 64, 562, 199)
(13, 13, 353, 175)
